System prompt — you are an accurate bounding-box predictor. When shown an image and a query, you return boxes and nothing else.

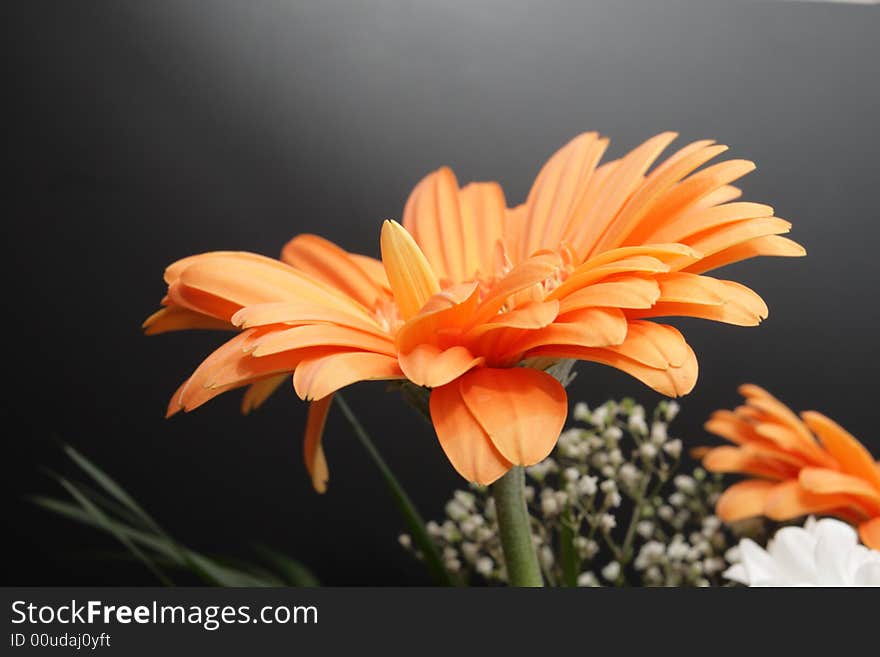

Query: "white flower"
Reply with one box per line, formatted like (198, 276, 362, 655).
(573, 402, 590, 421)
(725, 517, 880, 587)
(577, 571, 599, 587)
(601, 561, 621, 582)
(475, 557, 494, 577)
(662, 439, 682, 458)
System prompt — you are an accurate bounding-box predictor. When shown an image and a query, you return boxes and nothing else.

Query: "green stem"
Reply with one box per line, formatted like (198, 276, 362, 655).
(559, 507, 580, 587)
(334, 394, 456, 586)
(491, 467, 544, 587)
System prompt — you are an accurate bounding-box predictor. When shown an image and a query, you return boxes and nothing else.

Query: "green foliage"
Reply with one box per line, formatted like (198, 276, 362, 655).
(31, 445, 318, 587)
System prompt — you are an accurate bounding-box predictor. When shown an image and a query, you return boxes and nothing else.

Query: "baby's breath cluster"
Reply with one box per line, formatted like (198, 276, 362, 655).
(401, 398, 766, 586)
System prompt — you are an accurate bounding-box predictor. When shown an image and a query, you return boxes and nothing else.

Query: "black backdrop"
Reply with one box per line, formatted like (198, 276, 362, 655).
(4, 0, 879, 585)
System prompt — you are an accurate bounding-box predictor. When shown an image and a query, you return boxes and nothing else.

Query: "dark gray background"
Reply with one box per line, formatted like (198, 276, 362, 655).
(4, 0, 878, 585)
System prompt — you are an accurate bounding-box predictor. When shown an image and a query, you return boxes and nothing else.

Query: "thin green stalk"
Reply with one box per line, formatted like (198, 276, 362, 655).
(491, 467, 543, 587)
(559, 507, 580, 587)
(334, 394, 456, 586)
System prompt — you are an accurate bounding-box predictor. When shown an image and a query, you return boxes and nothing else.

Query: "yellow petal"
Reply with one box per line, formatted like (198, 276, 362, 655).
(380, 220, 441, 320)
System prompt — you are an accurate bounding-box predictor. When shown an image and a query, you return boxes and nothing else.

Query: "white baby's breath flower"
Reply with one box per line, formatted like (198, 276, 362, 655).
(650, 422, 667, 445)
(662, 439, 682, 458)
(577, 475, 598, 496)
(573, 402, 590, 421)
(636, 520, 654, 539)
(601, 561, 621, 582)
(599, 513, 616, 532)
(577, 571, 599, 587)
(724, 517, 880, 587)
(475, 556, 494, 577)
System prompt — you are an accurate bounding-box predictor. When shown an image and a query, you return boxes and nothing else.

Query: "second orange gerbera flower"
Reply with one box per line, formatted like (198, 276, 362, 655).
(700, 384, 880, 549)
(146, 131, 804, 491)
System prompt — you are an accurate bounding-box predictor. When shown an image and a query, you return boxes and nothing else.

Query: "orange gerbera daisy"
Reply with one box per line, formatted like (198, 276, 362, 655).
(146, 131, 803, 491)
(700, 384, 880, 550)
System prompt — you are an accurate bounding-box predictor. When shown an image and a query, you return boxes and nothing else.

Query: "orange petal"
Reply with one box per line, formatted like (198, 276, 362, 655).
(604, 321, 691, 369)
(527, 324, 698, 397)
(715, 479, 778, 522)
(459, 181, 506, 279)
(600, 140, 730, 250)
(400, 167, 473, 282)
(557, 276, 660, 314)
(859, 517, 880, 551)
(281, 234, 388, 307)
(250, 325, 397, 358)
(702, 445, 794, 479)
(509, 307, 628, 354)
(459, 367, 567, 466)
(176, 252, 371, 316)
(429, 380, 512, 485)
(685, 235, 805, 275)
(647, 201, 775, 244)
(471, 252, 562, 326)
(143, 305, 233, 335)
(398, 344, 484, 388)
(584, 132, 680, 255)
(396, 282, 480, 354)
(763, 480, 858, 521)
(241, 374, 288, 414)
(304, 396, 333, 493)
(380, 220, 441, 320)
(348, 253, 392, 292)
(520, 132, 608, 259)
(293, 351, 404, 401)
(231, 301, 384, 335)
(801, 411, 880, 489)
(798, 468, 880, 510)
(465, 300, 560, 339)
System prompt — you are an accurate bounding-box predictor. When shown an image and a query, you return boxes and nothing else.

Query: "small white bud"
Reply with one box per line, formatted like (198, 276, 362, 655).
(601, 561, 621, 582)
(599, 513, 616, 532)
(673, 475, 696, 494)
(475, 556, 494, 576)
(603, 426, 623, 442)
(398, 534, 412, 549)
(541, 494, 560, 517)
(577, 571, 599, 587)
(636, 520, 654, 538)
(573, 401, 590, 421)
(608, 448, 624, 466)
(444, 558, 461, 573)
(577, 475, 598, 496)
(461, 542, 479, 563)
(650, 422, 668, 445)
(563, 467, 580, 482)
(662, 439, 682, 458)
(445, 500, 469, 521)
(618, 463, 640, 488)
